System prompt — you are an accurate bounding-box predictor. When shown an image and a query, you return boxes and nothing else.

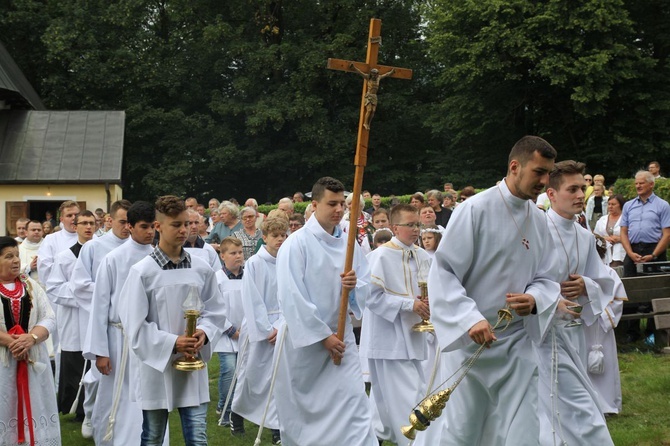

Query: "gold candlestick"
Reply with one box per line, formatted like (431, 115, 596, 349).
(173, 286, 206, 371)
(412, 281, 434, 333)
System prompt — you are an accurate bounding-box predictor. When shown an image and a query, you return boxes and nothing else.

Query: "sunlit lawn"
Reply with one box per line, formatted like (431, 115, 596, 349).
(59, 350, 670, 445)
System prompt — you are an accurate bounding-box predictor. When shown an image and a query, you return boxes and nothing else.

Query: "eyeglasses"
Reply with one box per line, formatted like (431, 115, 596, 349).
(585, 178, 593, 182)
(242, 215, 257, 220)
(289, 223, 303, 228)
(395, 222, 422, 229)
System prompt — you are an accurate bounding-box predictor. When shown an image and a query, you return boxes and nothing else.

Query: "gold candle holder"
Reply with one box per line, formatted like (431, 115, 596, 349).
(412, 281, 434, 333)
(173, 286, 206, 371)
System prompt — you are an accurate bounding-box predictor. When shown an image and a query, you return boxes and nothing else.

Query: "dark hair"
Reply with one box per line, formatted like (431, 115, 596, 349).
(288, 214, 305, 225)
(372, 208, 390, 218)
(373, 229, 392, 246)
(75, 210, 96, 225)
(548, 160, 586, 190)
(28, 220, 42, 228)
(609, 194, 626, 211)
(508, 135, 557, 166)
(0, 236, 18, 253)
(110, 199, 132, 218)
(420, 226, 443, 250)
(410, 193, 425, 204)
(155, 195, 186, 219)
(311, 177, 345, 202)
(128, 201, 156, 226)
(390, 203, 418, 225)
(460, 186, 476, 199)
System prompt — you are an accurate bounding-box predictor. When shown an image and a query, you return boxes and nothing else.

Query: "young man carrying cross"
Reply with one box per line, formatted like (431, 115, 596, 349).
(273, 177, 378, 446)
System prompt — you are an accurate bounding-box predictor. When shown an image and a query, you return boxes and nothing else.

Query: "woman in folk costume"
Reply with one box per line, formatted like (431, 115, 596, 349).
(0, 236, 60, 445)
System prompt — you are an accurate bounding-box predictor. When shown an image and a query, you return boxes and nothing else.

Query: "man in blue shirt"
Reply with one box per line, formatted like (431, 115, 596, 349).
(620, 170, 670, 277)
(620, 170, 670, 341)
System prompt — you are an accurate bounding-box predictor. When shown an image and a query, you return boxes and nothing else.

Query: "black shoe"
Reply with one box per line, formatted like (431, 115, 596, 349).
(230, 426, 245, 436)
(272, 430, 281, 445)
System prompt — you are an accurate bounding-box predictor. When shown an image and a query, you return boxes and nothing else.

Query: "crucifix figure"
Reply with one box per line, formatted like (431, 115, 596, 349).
(350, 64, 396, 129)
(326, 18, 412, 365)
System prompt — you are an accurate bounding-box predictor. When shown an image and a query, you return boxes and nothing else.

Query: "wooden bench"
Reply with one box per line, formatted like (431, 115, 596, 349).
(619, 274, 670, 322)
(652, 298, 670, 353)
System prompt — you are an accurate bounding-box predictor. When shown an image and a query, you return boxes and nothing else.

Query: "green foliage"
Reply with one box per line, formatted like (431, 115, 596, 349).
(613, 178, 670, 201)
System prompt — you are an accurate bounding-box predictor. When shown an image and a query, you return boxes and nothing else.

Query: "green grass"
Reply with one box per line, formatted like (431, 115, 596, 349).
(59, 352, 670, 445)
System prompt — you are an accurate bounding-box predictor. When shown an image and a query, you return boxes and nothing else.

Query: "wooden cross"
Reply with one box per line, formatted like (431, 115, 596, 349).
(327, 18, 412, 365)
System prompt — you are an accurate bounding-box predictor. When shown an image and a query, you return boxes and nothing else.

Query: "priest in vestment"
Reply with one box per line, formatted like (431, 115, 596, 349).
(274, 177, 378, 446)
(360, 204, 431, 444)
(82, 201, 157, 445)
(424, 136, 561, 446)
(536, 160, 614, 445)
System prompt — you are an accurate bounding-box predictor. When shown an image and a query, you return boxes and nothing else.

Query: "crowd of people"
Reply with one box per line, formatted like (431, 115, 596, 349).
(1, 141, 668, 445)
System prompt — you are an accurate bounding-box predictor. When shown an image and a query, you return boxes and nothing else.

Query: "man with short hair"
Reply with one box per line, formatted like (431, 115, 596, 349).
(443, 182, 453, 193)
(185, 197, 198, 209)
(15, 217, 29, 242)
(539, 160, 614, 445)
(364, 193, 382, 215)
(119, 195, 226, 445)
(426, 190, 452, 227)
(47, 210, 96, 422)
(292, 192, 304, 203)
(184, 209, 220, 270)
(19, 220, 43, 282)
(83, 201, 157, 445)
(361, 203, 431, 444)
(274, 176, 377, 445)
(648, 161, 663, 179)
(620, 170, 670, 277)
(71, 199, 132, 437)
(424, 136, 561, 445)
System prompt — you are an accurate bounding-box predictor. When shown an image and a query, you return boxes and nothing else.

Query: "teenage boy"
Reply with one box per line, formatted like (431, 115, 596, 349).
(83, 201, 157, 445)
(119, 196, 226, 445)
(538, 160, 614, 446)
(214, 237, 244, 428)
(232, 217, 288, 444)
(274, 177, 377, 446)
(360, 203, 431, 444)
(371, 208, 390, 230)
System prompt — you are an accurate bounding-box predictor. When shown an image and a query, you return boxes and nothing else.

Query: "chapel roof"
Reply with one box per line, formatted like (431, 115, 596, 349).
(0, 41, 45, 111)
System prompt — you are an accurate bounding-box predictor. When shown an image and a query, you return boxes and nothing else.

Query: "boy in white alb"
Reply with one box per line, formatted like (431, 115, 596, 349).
(537, 160, 614, 446)
(119, 196, 226, 445)
(274, 177, 378, 446)
(82, 201, 157, 445)
(361, 203, 432, 444)
(232, 217, 287, 445)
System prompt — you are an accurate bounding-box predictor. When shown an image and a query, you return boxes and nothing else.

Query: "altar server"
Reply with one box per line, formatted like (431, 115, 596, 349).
(83, 201, 156, 445)
(232, 216, 287, 445)
(274, 176, 378, 446)
(424, 136, 561, 445)
(119, 195, 226, 445)
(538, 160, 614, 445)
(360, 203, 431, 444)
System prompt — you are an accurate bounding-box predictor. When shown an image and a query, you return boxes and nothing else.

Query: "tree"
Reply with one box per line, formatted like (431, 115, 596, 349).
(423, 0, 670, 184)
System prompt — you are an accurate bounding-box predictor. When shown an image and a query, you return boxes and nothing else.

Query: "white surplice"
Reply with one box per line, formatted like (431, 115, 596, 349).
(360, 237, 430, 444)
(19, 239, 42, 283)
(213, 271, 242, 354)
(118, 253, 226, 411)
(583, 266, 626, 414)
(0, 278, 60, 445)
(274, 216, 378, 446)
(232, 246, 283, 428)
(424, 179, 561, 446)
(185, 242, 220, 271)
(536, 209, 614, 446)
(37, 228, 78, 287)
(82, 238, 152, 445)
(46, 246, 81, 352)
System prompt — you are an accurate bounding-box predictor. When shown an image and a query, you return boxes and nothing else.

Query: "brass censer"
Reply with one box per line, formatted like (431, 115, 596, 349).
(173, 286, 206, 371)
(402, 305, 514, 439)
